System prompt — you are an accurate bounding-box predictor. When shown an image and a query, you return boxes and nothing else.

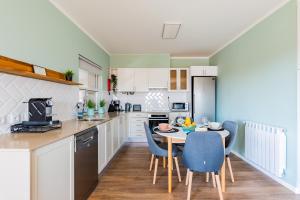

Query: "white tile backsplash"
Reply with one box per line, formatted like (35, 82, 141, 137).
(112, 89, 189, 112)
(0, 73, 79, 134)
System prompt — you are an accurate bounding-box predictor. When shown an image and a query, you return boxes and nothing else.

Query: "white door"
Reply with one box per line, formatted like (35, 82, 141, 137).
(112, 118, 119, 153)
(148, 68, 169, 88)
(98, 124, 106, 173)
(117, 68, 135, 91)
(31, 136, 74, 200)
(134, 68, 149, 92)
(105, 121, 113, 161)
(119, 115, 125, 144)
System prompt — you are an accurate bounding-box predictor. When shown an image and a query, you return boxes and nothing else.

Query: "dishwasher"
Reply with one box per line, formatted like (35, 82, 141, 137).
(75, 127, 98, 200)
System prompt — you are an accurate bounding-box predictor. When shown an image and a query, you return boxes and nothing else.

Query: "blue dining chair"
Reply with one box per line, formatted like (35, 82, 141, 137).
(183, 132, 224, 200)
(144, 123, 182, 184)
(223, 120, 238, 183)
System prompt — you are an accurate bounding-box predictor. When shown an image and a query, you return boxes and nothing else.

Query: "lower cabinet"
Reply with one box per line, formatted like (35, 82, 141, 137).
(112, 118, 119, 154)
(31, 136, 74, 200)
(97, 114, 128, 174)
(128, 113, 148, 142)
(98, 123, 106, 173)
(105, 120, 113, 162)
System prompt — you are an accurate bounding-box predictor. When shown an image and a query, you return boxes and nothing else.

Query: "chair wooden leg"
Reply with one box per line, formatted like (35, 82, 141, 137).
(187, 171, 193, 200)
(149, 154, 154, 171)
(205, 172, 210, 182)
(185, 169, 190, 186)
(227, 156, 235, 183)
(163, 157, 166, 168)
(215, 174, 224, 200)
(211, 172, 216, 188)
(174, 157, 182, 182)
(153, 158, 159, 184)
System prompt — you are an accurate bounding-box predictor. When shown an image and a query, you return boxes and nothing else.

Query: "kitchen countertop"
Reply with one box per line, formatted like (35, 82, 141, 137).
(0, 112, 123, 151)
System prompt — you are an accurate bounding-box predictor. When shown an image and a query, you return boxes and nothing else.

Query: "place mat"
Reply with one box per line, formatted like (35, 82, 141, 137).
(153, 127, 179, 133)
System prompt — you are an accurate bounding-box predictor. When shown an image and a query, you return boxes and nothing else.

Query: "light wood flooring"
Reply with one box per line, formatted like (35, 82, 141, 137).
(89, 143, 300, 200)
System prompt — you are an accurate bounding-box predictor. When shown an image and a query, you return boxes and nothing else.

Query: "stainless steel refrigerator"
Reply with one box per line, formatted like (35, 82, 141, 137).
(191, 76, 216, 122)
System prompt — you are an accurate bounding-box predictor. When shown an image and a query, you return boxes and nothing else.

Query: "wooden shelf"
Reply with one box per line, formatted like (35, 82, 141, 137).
(0, 55, 81, 85)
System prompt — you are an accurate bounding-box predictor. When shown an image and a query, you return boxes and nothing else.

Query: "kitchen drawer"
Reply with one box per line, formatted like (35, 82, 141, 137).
(130, 118, 148, 124)
(128, 113, 148, 118)
(130, 130, 145, 137)
(130, 123, 144, 132)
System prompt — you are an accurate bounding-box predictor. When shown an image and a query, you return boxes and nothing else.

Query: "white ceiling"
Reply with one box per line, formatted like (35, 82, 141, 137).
(50, 0, 287, 57)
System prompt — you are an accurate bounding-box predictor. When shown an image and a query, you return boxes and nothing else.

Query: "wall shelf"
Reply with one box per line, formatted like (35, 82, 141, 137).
(0, 55, 81, 85)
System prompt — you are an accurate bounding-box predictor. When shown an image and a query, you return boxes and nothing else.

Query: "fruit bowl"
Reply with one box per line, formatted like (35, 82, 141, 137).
(182, 125, 196, 132)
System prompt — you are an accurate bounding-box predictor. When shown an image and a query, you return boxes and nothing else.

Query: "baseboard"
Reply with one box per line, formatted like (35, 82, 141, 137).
(231, 150, 300, 194)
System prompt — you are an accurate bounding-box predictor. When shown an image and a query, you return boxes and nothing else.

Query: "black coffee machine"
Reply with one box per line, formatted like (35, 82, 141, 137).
(108, 100, 122, 112)
(11, 98, 62, 133)
(28, 98, 53, 122)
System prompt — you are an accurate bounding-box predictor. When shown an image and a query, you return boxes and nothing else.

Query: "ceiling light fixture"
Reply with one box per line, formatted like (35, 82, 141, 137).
(162, 23, 181, 39)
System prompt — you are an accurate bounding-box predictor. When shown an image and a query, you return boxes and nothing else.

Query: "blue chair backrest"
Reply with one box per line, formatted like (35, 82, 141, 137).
(144, 122, 165, 156)
(222, 121, 238, 155)
(183, 132, 224, 173)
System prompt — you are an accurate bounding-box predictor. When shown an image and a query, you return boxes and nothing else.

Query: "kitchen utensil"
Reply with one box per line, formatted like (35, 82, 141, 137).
(125, 103, 132, 112)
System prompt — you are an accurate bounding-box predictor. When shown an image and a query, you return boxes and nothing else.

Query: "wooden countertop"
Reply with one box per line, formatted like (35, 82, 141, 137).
(0, 112, 122, 151)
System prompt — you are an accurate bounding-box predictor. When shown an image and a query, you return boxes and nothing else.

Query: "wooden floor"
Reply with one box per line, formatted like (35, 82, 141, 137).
(89, 143, 300, 200)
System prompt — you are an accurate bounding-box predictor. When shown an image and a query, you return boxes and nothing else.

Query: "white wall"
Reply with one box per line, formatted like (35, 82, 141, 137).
(0, 74, 79, 134)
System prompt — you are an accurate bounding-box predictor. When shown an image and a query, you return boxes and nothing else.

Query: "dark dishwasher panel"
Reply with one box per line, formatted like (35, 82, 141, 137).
(75, 127, 98, 200)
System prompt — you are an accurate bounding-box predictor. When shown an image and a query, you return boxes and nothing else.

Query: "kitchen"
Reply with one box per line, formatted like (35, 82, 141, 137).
(0, 0, 299, 200)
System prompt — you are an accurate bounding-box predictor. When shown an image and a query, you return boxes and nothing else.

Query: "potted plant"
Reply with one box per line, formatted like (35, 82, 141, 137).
(99, 99, 106, 114)
(65, 69, 74, 81)
(111, 74, 117, 92)
(87, 99, 95, 117)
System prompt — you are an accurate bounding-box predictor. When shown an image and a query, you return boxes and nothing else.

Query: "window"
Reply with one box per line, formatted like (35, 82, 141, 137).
(78, 55, 102, 111)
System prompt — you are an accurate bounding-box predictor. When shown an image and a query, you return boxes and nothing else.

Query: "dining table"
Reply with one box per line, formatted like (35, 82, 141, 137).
(154, 126, 230, 193)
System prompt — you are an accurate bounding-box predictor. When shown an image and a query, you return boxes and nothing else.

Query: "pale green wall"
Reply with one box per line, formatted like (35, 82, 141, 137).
(110, 54, 170, 68)
(170, 57, 209, 68)
(0, 0, 110, 89)
(210, 0, 297, 186)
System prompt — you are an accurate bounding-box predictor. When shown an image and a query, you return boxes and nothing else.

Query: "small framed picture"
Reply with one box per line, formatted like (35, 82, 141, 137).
(33, 65, 46, 75)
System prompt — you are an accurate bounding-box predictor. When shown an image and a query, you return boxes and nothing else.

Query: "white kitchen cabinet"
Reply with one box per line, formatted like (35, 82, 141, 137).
(119, 114, 127, 144)
(98, 124, 106, 173)
(134, 68, 149, 92)
(128, 112, 148, 142)
(105, 121, 113, 162)
(148, 68, 169, 88)
(169, 68, 189, 91)
(31, 136, 74, 200)
(112, 118, 120, 154)
(117, 68, 135, 92)
(190, 66, 218, 76)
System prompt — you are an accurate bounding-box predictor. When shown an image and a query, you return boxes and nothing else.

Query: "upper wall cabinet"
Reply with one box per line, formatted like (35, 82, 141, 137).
(148, 68, 169, 89)
(117, 68, 168, 92)
(134, 68, 149, 92)
(169, 68, 189, 92)
(190, 66, 218, 77)
(117, 68, 135, 92)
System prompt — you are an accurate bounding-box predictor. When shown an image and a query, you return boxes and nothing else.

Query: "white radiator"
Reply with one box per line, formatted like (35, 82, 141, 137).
(245, 121, 286, 177)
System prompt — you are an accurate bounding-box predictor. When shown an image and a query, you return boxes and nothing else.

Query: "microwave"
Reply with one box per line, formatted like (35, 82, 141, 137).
(171, 102, 189, 112)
